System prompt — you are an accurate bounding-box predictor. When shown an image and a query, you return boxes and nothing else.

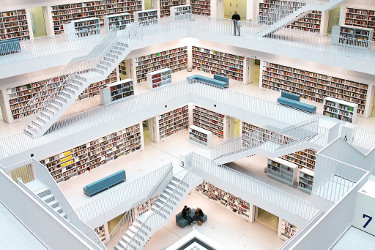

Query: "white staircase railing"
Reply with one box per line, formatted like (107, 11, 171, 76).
(188, 152, 320, 225)
(114, 169, 202, 250)
(103, 164, 174, 248)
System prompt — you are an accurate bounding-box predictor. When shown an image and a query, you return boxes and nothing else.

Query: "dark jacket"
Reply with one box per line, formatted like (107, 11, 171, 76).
(232, 14, 241, 21)
(195, 209, 204, 217)
(182, 207, 190, 218)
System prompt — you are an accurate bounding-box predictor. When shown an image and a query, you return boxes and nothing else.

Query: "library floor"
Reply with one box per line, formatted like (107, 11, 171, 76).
(144, 190, 284, 250)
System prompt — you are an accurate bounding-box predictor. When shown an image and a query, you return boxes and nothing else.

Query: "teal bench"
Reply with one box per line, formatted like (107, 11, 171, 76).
(187, 74, 229, 88)
(277, 92, 316, 114)
(176, 209, 207, 227)
(83, 170, 126, 197)
(0, 39, 21, 56)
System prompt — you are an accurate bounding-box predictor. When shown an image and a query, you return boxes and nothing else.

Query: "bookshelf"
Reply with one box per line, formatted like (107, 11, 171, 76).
(323, 97, 358, 123)
(192, 46, 244, 81)
(170, 5, 192, 19)
(50, 1, 142, 35)
(261, 61, 369, 115)
(281, 149, 317, 171)
(344, 7, 375, 41)
(94, 223, 109, 242)
(134, 46, 188, 83)
(193, 105, 227, 139)
(242, 122, 291, 146)
(159, 0, 187, 18)
(331, 25, 373, 49)
(64, 17, 100, 40)
(0, 9, 30, 41)
(298, 167, 314, 194)
(191, 0, 211, 16)
(267, 158, 298, 186)
(104, 13, 131, 31)
(135, 196, 160, 217)
(278, 218, 299, 240)
(99, 79, 134, 105)
(134, 10, 158, 26)
(39, 123, 142, 183)
(196, 181, 254, 221)
(147, 68, 172, 89)
(242, 122, 317, 170)
(154, 105, 189, 142)
(4, 70, 117, 122)
(258, 1, 322, 33)
(189, 125, 213, 147)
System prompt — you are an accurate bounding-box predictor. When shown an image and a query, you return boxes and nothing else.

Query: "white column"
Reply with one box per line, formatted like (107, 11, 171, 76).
(0, 89, 13, 123)
(258, 60, 265, 89)
(26, 8, 34, 39)
(364, 84, 374, 118)
(152, 0, 161, 19)
(320, 10, 329, 34)
(44, 6, 54, 36)
(187, 44, 193, 71)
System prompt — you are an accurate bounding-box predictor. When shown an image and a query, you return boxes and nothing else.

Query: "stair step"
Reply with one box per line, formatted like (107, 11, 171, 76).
(117, 42, 128, 48)
(44, 107, 57, 115)
(126, 229, 144, 241)
(100, 60, 111, 67)
(152, 202, 171, 214)
(92, 68, 105, 74)
(106, 53, 118, 59)
(53, 206, 63, 214)
(151, 207, 168, 219)
(118, 239, 136, 250)
(133, 221, 151, 233)
(110, 49, 122, 55)
(67, 83, 79, 90)
(41, 193, 54, 203)
(47, 199, 59, 208)
(160, 194, 177, 205)
(155, 200, 173, 210)
(24, 128, 34, 137)
(62, 88, 74, 95)
(135, 219, 151, 231)
(72, 79, 83, 86)
(113, 45, 126, 51)
(166, 185, 183, 196)
(60, 212, 68, 219)
(32, 119, 44, 128)
(104, 56, 115, 63)
(129, 225, 148, 237)
(122, 234, 141, 247)
(28, 124, 39, 133)
(96, 64, 108, 70)
(54, 98, 65, 106)
(37, 114, 49, 123)
(75, 75, 87, 82)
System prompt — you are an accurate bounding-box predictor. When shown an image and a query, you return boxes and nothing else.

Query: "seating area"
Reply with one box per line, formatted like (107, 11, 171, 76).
(0, 39, 21, 56)
(187, 74, 229, 88)
(176, 208, 208, 227)
(83, 170, 126, 197)
(277, 92, 316, 114)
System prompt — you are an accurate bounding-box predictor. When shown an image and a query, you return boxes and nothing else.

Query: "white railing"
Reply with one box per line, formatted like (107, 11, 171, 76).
(18, 26, 120, 120)
(349, 125, 375, 153)
(188, 153, 319, 222)
(31, 159, 104, 247)
(313, 154, 369, 202)
(76, 164, 173, 224)
(0, 80, 321, 160)
(281, 168, 370, 249)
(102, 163, 174, 247)
(3, 158, 35, 184)
(0, 170, 101, 249)
(120, 168, 201, 249)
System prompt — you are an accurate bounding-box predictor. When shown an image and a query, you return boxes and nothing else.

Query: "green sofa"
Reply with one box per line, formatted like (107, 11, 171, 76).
(83, 170, 126, 197)
(187, 74, 229, 88)
(176, 208, 208, 227)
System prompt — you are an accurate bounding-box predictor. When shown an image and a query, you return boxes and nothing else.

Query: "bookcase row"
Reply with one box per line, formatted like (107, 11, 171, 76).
(4, 69, 117, 121)
(39, 123, 142, 183)
(160, 0, 187, 18)
(0, 9, 30, 41)
(261, 61, 368, 115)
(192, 46, 244, 82)
(193, 105, 225, 139)
(155, 105, 189, 142)
(191, 0, 211, 16)
(100, 78, 134, 105)
(344, 7, 375, 41)
(51, 0, 143, 35)
(242, 122, 317, 171)
(134, 46, 188, 83)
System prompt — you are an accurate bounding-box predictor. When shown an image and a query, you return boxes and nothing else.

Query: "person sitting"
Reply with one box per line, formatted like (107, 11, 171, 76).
(182, 205, 193, 225)
(195, 207, 204, 222)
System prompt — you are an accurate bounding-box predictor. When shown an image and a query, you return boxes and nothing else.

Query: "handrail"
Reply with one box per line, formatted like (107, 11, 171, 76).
(103, 163, 173, 246)
(18, 26, 119, 120)
(123, 167, 199, 249)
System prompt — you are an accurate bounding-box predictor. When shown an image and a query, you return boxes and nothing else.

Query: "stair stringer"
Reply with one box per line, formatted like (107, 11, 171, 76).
(258, 0, 346, 37)
(25, 41, 131, 138)
(115, 173, 203, 250)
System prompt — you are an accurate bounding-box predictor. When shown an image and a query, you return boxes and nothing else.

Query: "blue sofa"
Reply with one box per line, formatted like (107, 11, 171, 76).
(0, 39, 21, 56)
(187, 74, 229, 88)
(277, 92, 316, 113)
(176, 209, 208, 227)
(83, 170, 126, 197)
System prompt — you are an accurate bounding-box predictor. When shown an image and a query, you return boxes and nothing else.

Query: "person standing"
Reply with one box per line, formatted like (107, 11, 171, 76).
(232, 11, 241, 36)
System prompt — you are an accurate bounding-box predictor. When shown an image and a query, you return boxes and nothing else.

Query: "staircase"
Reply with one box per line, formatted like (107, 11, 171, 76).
(25, 179, 68, 219)
(114, 172, 202, 250)
(258, 0, 345, 37)
(212, 119, 319, 165)
(24, 35, 131, 138)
